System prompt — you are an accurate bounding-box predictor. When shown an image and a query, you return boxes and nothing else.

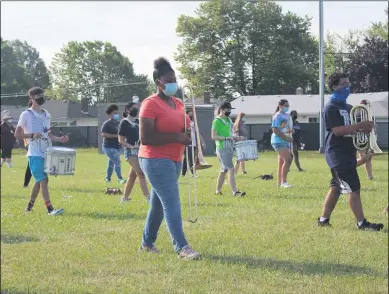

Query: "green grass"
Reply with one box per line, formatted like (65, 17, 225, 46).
(1, 149, 388, 294)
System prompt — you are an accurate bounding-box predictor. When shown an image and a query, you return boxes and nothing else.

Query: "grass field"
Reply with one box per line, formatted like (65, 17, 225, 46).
(1, 149, 388, 294)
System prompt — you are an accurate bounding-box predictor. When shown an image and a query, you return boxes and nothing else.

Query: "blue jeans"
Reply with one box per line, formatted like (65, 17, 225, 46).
(139, 157, 188, 252)
(102, 147, 123, 180)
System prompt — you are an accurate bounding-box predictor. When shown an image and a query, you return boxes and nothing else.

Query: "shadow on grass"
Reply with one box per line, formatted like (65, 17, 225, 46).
(1, 290, 31, 294)
(66, 211, 146, 221)
(1, 234, 39, 244)
(207, 254, 380, 277)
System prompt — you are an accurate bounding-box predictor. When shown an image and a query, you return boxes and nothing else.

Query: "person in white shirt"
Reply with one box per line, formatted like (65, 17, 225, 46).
(14, 87, 69, 216)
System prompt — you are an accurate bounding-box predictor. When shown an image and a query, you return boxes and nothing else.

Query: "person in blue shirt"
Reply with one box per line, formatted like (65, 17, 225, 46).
(317, 72, 383, 231)
(271, 99, 294, 188)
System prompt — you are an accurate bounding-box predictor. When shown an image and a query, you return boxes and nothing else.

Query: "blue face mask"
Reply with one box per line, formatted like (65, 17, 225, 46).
(113, 114, 120, 121)
(241, 117, 246, 123)
(162, 83, 178, 96)
(331, 87, 350, 103)
(282, 107, 289, 113)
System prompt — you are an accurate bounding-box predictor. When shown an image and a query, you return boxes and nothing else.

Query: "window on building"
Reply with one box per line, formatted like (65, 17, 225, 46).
(308, 117, 318, 123)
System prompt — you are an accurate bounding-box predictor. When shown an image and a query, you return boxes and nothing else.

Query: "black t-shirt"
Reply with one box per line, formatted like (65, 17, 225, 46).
(118, 119, 139, 146)
(292, 120, 302, 142)
(101, 119, 120, 149)
(0, 122, 16, 149)
(324, 100, 356, 168)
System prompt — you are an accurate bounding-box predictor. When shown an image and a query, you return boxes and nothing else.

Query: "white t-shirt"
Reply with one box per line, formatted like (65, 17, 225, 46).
(17, 108, 52, 157)
(189, 121, 196, 147)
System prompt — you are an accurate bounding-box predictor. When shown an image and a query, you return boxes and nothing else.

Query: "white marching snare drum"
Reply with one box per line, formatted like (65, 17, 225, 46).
(44, 147, 76, 176)
(234, 140, 258, 161)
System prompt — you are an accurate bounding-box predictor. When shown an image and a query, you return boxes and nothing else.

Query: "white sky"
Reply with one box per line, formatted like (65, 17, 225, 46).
(1, 1, 387, 79)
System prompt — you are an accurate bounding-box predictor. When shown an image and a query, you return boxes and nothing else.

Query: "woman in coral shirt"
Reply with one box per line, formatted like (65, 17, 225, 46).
(138, 57, 200, 260)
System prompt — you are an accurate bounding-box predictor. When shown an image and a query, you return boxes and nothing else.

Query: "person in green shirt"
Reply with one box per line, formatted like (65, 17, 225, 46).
(211, 101, 246, 197)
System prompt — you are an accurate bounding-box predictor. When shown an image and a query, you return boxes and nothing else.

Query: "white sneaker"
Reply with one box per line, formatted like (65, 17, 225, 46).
(280, 182, 292, 188)
(177, 245, 200, 260)
(48, 208, 64, 216)
(120, 196, 131, 203)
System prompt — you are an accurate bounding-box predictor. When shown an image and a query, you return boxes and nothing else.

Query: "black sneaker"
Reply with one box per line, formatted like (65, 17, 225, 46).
(317, 218, 331, 227)
(25, 202, 34, 213)
(357, 219, 384, 231)
(233, 191, 246, 197)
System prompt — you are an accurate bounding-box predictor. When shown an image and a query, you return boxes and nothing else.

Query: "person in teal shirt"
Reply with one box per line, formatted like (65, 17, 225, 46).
(271, 99, 294, 188)
(211, 101, 246, 197)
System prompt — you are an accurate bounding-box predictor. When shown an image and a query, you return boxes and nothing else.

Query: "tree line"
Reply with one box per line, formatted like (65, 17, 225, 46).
(1, 0, 387, 105)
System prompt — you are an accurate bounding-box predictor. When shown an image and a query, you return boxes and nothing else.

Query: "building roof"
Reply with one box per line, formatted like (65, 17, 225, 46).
(230, 92, 388, 118)
(1, 100, 98, 122)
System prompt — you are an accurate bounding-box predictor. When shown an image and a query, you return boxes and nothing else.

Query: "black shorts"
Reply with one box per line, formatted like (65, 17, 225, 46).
(330, 165, 360, 193)
(1, 147, 12, 159)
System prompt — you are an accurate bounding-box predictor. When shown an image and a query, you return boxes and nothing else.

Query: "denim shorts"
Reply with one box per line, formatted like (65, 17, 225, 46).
(124, 148, 138, 160)
(272, 143, 289, 151)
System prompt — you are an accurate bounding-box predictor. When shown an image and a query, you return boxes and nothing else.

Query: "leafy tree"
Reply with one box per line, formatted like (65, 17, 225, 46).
(324, 28, 388, 93)
(7, 39, 50, 89)
(1, 39, 33, 105)
(346, 37, 388, 93)
(175, 0, 319, 99)
(367, 6, 388, 41)
(50, 41, 150, 104)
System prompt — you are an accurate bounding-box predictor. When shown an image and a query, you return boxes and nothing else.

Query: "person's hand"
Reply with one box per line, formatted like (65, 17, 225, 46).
(33, 133, 42, 140)
(59, 135, 69, 143)
(286, 137, 294, 143)
(357, 120, 373, 132)
(177, 132, 192, 145)
(232, 136, 241, 141)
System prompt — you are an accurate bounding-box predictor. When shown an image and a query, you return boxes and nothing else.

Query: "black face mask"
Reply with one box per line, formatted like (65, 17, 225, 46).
(189, 116, 193, 121)
(224, 111, 231, 117)
(35, 96, 45, 106)
(129, 109, 138, 117)
(293, 115, 297, 120)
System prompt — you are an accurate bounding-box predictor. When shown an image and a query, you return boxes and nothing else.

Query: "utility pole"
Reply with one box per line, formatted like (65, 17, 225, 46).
(319, 0, 325, 154)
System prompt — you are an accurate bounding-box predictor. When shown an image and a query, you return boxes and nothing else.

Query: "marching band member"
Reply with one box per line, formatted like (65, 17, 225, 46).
(182, 109, 205, 177)
(212, 101, 246, 197)
(138, 57, 200, 260)
(233, 112, 248, 175)
(357, 99, 374, 180)
(1, 111, 16, 168)
(289, 110, 304, 172)
(23, 102, 33, 188)
(118, 102, 150, 202)
(271, 99, 294, 188)
(316, 72, 383, 231)
(101, 104, 127, 184)
(14, 87, 69, 216)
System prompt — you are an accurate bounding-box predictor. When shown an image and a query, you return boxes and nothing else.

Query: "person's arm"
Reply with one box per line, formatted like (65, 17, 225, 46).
(100, 121, 118, 138)
(14, 112, 34, 139)
(325, 106, 372, 137)
(117, 121, 134, 148)
(48, 132, 69, 143)
(139, 99, 189, 146)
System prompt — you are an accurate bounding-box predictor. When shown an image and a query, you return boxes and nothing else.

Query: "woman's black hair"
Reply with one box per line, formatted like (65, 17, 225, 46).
(290, 110, 297, 117)
(274, 99, 289, 114)
(123, 102, 137, 118)
(152, 57, 174, 83)
(106, 104, 118, 115)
